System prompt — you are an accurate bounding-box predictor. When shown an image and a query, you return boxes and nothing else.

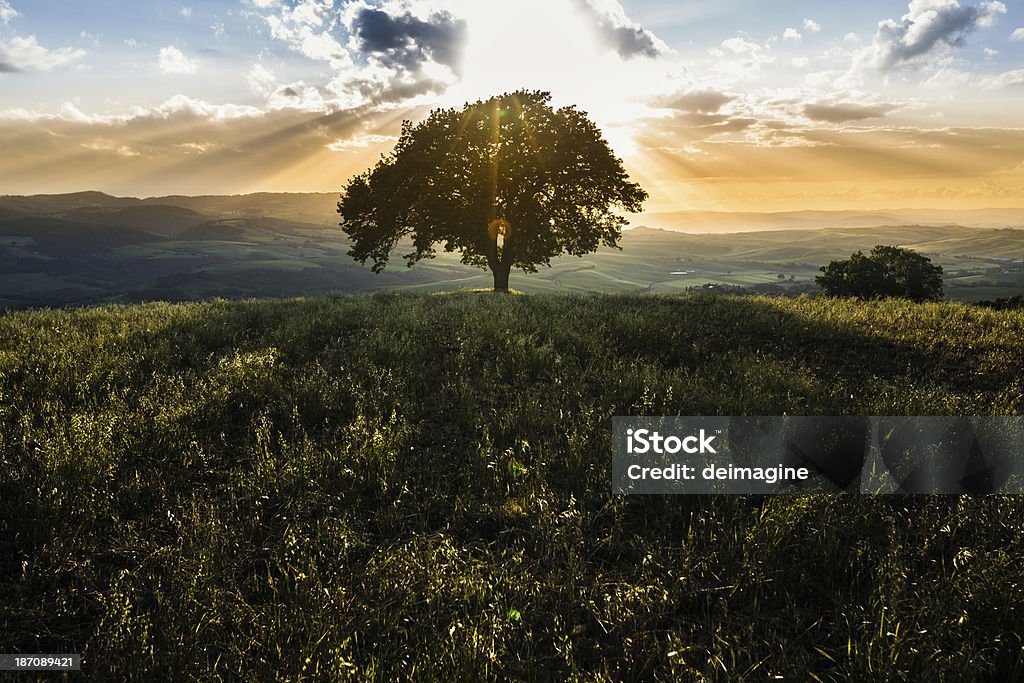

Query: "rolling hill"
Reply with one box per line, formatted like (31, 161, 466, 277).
(1, 192, 1023, 309)
(0, 191, 338, 232)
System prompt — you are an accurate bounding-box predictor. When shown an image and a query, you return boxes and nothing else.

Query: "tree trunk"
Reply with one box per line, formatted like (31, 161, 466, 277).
(492, 263, 511, 292)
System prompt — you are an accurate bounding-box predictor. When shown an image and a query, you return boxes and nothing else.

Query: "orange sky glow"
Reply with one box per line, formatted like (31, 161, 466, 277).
(1, 0, 1023, 213)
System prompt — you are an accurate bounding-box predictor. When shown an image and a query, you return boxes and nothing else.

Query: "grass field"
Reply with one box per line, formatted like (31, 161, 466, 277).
(2, 292, 1024, 680)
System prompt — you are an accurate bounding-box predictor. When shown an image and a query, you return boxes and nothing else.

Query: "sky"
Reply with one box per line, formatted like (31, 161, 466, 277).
(1, 0, 1023, 212)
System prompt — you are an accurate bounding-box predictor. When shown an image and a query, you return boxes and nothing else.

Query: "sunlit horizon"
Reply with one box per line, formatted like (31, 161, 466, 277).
(2, 0, 1023, 212)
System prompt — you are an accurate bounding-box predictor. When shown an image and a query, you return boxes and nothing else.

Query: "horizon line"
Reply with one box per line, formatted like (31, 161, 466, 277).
(2, 189, 1024, 217)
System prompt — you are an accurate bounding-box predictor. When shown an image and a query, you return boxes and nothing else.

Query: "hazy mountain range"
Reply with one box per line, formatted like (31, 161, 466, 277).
(0, 191, 340, 233)
(4, 191, 1023, 233)
(639, 208, 1024, 233)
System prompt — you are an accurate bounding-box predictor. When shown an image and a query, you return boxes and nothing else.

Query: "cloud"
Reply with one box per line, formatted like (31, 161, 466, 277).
(247, 63, 276, 97)
(803, 101, 899, 123)
(712, 35, 775, 78)
(252, 0, 460, 108)
(180, 6, 192, 20)
(158, 46, 197, 74)
(0, 35, 86, 73)
(312, 3, 473, 107)
(922, 65, 1024, 89)
(922, 67, 969, 89)
(0, 0, 17, 24)
(979, 68, 1024, 89)
(326, 133, 395, 151)
(784, 28, 801, 41)
(81, 139, 141, 158)
(264, 0, 351, 68)
(153, 95, 264, 120)
(803, 18, 821, 33)
(862, 0, 1007, 71)
(1011, 28, 1024, 40)
(722, 36, 761, 54)
(268, 81, 326, 111)
(574, 0, 668, 59)
(635, 109, 758, 152)
(844, 32, 862, 44)
(0, 96, 399, 195)
(348, 6, 467, 73)
(655, 88, 734, 113)
(632, 122, 1024, 193)
(1, 96, 263, 125)
(247, 0, 670, 115)
(325, 66, 453, 109)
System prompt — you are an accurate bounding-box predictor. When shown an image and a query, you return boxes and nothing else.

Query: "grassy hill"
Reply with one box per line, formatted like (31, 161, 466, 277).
(2, 292, 1023, 680)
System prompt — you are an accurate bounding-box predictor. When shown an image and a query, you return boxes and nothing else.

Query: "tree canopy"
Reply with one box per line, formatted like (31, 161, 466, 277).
(337, 90, 647, 291)
(815, 245, 944, 302)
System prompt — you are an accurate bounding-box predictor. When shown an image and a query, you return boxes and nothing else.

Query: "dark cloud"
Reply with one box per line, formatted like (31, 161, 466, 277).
(869, 1, 1006, 70)
(351, 7, 467, 74)
(574, 0, 665, 59)
(803, 102, 898, 123)
(327, 69, 453, 108)
(656, 89, 734, 113)
(0, 60, 19, 73)
(604, 24, 662, 59)
(358, 76, 446, 104)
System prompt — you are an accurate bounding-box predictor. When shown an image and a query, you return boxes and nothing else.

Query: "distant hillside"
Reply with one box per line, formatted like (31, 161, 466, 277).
(1, 192, 1023, 308)
(54, 204, 213, 237)
(0, 191, 338, 229)
(141, 192, 339, 227)
(7, 193, 1023, 235)
(0, 217, 162, 249)
(625, 225, 1024, 262)
(0, 191, 141, 214)
(0, 206, 25, 222)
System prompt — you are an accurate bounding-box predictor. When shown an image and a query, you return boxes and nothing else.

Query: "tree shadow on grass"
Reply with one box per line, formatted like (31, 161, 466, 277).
(600, 294, 1022, 406)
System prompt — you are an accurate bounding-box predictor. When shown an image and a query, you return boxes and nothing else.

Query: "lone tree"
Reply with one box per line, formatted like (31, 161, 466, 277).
(337, 90, 647, 292)
(816, 245, 943, 302)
